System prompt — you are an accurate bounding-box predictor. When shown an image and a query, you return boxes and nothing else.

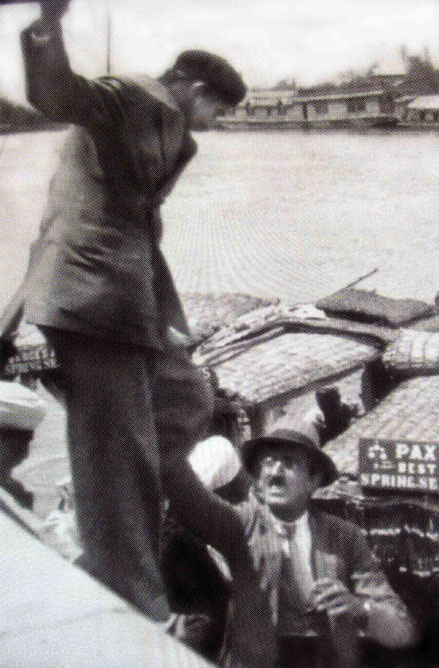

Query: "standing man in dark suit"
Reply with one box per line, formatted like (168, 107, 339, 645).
(11, 2, 277, 664)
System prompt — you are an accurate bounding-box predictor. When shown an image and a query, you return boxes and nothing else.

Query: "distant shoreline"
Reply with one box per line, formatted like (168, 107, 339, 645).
(216, 121, 439, 133)
(1, 122, 438, 135)
(0, 123, 69, 135)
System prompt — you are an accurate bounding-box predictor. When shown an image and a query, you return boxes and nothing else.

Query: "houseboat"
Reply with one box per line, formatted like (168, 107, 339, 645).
(218, 77, 402, 130)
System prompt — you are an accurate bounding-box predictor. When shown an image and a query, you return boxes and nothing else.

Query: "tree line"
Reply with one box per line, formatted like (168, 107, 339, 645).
(0, 97, 56, 130)
(272, 52, 439, 97)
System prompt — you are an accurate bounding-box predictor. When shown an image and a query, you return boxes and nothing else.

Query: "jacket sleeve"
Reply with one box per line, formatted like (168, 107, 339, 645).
(20, 21, 127, 128)
(348, 525, 419, 649)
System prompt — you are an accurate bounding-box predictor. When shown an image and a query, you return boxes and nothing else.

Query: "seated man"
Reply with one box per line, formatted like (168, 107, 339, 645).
(227, 418, 419, 668)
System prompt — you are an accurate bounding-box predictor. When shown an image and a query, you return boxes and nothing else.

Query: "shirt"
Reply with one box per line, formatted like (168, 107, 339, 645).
(271, 511, 313, 583)
(269, 511, 322, 635)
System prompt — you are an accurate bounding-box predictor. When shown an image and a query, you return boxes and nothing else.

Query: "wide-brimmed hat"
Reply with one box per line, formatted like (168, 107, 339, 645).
(241, 419, 338, 488)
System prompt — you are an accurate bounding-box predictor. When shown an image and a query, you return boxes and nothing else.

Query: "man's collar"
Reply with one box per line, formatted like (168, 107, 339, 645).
(121, 74, 183, 114)
(270, 510, 309, 538)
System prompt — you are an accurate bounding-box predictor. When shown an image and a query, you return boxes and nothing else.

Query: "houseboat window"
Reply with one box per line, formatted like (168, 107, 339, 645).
(276, 100, 286, 116)
(379, 93, 393, 114)
(347, 98, 366, 114)
(245, 101, 255, 116)
(313, 101, 328, 115)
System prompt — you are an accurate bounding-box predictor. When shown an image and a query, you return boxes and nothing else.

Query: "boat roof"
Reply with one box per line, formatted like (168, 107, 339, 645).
(324, 374, 439, 476)
(408, 95, 439, 110)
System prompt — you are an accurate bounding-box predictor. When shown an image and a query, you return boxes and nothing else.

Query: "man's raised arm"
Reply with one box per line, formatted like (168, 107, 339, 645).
(21, 0, 125, 126)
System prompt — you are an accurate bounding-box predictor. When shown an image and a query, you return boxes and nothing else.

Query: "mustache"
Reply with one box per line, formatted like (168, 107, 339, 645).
(266, 473, 285, 486)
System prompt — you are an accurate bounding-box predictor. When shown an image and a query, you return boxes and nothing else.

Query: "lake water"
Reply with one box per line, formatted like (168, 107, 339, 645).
(1, 127, 438, 515)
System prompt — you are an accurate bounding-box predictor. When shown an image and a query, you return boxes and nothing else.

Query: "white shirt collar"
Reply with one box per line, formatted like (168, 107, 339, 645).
(270, 510, 313, 574)
(270, 510, 309, 538)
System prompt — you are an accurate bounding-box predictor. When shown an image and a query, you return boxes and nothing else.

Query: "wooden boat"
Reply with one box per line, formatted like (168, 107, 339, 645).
(2, 286, 439, 664)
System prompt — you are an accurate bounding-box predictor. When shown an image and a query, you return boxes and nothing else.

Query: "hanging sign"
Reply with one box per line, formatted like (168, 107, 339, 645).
(359, 438, 439, 495)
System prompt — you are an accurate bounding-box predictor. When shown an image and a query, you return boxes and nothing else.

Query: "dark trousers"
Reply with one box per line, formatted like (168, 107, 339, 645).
(278, 636, 323, 668)
(41, 327, 214, 621)
(278, 628, 362, 668)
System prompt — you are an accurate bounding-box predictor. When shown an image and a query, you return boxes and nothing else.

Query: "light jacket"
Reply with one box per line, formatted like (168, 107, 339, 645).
(6, 23, 197, 348)
(236, 492, 417, 648)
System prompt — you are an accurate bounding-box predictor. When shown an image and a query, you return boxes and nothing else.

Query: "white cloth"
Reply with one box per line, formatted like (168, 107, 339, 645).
(188, 435, 241, 491)
(291, 304, 327, 320)
(39, 475, 81, 562)
(0, 381, 47, 430)
(14, 320, 47, 348)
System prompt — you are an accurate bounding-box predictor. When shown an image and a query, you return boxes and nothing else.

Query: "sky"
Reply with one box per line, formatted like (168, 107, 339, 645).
(0, 0, 439, 104)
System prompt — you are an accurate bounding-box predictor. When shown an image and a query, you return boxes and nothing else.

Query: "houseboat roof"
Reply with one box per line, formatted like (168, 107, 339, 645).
(241, 90, 296, 106)
(239, 73, 409, 108)
(193, 301, 385, 409)
(324, 374, 439, 477)
(206, 329, 378, 409)
(241, 89, 387, 107)
(408, 95, 439, 110)
(181, 292, 274, 344)
(295, 90, 385, 103)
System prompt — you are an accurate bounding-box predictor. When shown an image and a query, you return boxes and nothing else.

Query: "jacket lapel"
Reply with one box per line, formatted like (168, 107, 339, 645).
(246, 498, 283, 624)
(123, 73, 196, 183)
(155, 127, 197, 205)
(310, 513, 340, 580)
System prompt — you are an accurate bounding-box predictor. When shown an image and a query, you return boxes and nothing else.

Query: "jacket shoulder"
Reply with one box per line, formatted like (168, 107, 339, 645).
(111, 74, 181, 115)
(311, 510, 367, 545)
(314, 510, 361, 531)
(311, 509, 378, 573)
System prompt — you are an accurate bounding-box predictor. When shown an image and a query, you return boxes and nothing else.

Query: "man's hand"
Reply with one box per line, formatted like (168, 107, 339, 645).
(40, 0, 70, 25)
(312, 577, 365, 621)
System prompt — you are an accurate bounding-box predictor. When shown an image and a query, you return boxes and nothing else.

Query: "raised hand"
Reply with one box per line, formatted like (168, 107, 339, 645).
(39, 0, 70, 25)
(312, 577, 365, 620)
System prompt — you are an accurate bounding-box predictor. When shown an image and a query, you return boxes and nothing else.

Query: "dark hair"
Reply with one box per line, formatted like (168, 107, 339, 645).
(0, 427, 33, 445)
(167, 50, 247, 106)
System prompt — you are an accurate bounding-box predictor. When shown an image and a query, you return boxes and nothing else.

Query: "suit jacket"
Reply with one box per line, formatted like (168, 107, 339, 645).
(236, 493, 411, 634)
(9, 23, 197, 348)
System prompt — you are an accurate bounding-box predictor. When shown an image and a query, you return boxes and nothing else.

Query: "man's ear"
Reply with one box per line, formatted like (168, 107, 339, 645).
(309, 471, 323, 493)
(189, 81, 208, 96)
